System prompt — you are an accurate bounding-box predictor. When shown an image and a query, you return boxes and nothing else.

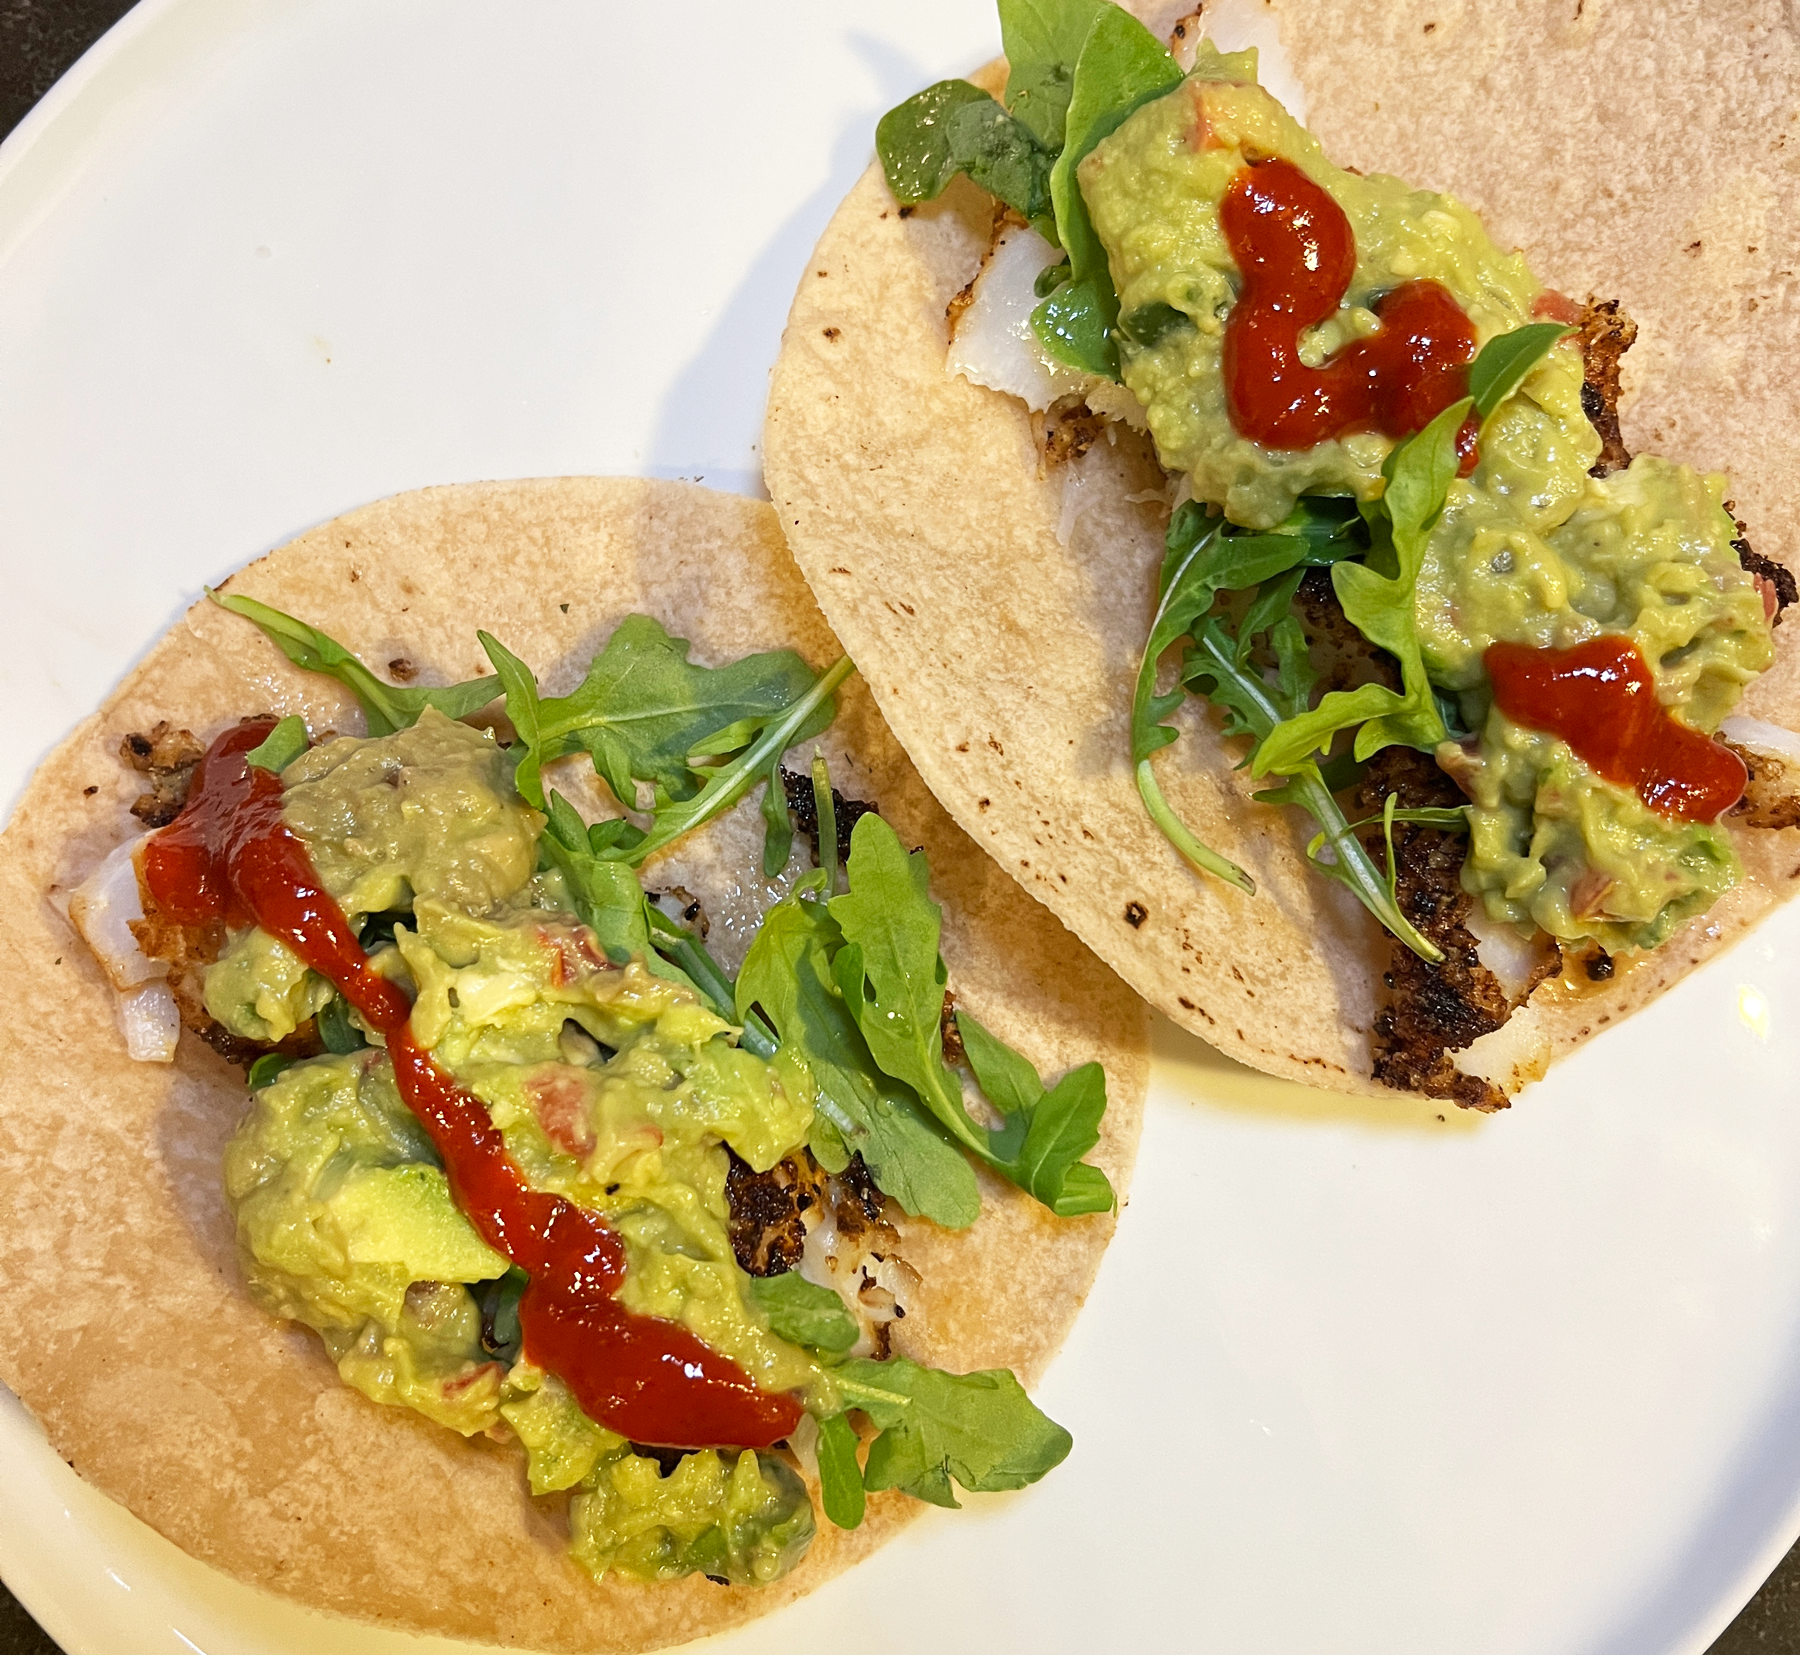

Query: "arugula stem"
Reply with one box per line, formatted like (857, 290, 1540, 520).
(1291, 770, 1444, 964)
(811, 753, 838, 895)
(1135, 758, 1256, 894)
(1132, 520, 1256, 894)
(1188, 629, 1443, 964)
(625, 657, 857, 868)
(644, 905, 778, 1057)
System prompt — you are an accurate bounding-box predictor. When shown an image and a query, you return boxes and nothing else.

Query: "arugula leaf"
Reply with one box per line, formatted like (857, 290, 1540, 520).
(1032, 5, 1181, 376)
(997, 0, 1111, 147)
(1469, 321, 1575, 422)
(1252, 399, 1467, 774)
(760, 751, 794, 879)
(245, 715, 308, 774)
(210, 592, 499, 737)
(876, 80, 1056, 229)
(832, 1357, 1073, 1509)
(747, 1272, 859, 1354)
(479, 617, 831, 819)
(247, 1052, 297, 1090)
(1265, 494, 1368, 559)
(1182, 597, 1443, 961)
(814, 1411, 867, 1530)
(957, 1010, 1111, 1217)
(540, 793, 659, 963)
(737, 890, 982, 1229)
(536, 791, 739, 1020)
(623, 658, 855, 868)
(1339, 804, 1470, 835)
(1130, 505, 1325, 892)
(317, 995, 367, 1055)
(810, 754, 839, 894)
(829, 816, 1114, 1215)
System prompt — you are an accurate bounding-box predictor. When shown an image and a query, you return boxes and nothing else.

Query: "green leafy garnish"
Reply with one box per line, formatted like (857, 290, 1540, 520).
(476, 617, 832, 815)
(1468, 321, 1575, 424)
(956, 1009, 1112, 1216)
(814, 1411, 867, 1530)
(1031, 4, 1181, 376)
(1130, 506, 1326, 892)
(623, 658, 855, 869)
(244, 715, 309, 774)
(534, 790, 764, 1031)
(828, 1357, 1073, 1510)
(247, 1052, 297, 1089)
(829, 815, 1115, 1215)
(1253, 398, 1468, 774)
(748, 1272, 859, 1354)
(316, 995, 367, 1055)
(1339, 803, 1470, 836)
(1179, 582, 1443, 961)
(737, 885, 982, 1229)
(996, 0, 1111, 147)
(876, 80, 1056, 231)
(208, 592, 498, 737)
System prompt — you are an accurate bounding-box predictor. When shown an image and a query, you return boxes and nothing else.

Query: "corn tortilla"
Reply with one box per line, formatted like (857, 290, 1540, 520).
(0, 479, 1148, 1650)
(761, 3, 1800, 1098)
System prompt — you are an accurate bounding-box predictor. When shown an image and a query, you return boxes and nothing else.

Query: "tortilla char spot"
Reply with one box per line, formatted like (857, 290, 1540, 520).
(977, 798, 990, 810)
(898, 205, 914, 218)
(987, 736, 1004, 755)
(1124, 902, 1147, 929)
(955, 742, 970, 753)
(83, 785, 97, 796)
(1179, 996, 1196, 1011)
(823, 327, 841, 341)
(829, 566, 851, 575)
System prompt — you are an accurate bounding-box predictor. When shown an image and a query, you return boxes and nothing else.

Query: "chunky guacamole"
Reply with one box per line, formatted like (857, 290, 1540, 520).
(221, 712, 826, 1582)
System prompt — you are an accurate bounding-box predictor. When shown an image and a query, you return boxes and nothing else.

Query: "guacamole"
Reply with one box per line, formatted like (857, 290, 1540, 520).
(1081, 61, 1775, 950)
(218, 710, 826, 1584)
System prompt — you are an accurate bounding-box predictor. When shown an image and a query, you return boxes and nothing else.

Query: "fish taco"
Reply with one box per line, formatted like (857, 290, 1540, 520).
(763, 0, 1800, 1107)
(0, 478, 1146, 1649)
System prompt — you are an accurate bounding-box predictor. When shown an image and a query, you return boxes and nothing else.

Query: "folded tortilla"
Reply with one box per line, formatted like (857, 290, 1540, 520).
(0, 479, 1147, 1650)
(762, 2, 1800, 1097)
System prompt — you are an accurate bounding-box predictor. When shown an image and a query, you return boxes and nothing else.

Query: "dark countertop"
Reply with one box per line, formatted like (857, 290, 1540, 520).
(0, 4, 1796, 1653)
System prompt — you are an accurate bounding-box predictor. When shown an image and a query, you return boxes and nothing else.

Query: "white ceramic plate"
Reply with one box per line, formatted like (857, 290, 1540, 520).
(3, 4, 1799, 1652)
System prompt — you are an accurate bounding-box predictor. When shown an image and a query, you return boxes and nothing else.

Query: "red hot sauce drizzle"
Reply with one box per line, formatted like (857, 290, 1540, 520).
(1484, 637, 1747, 823)
(1220, 157, 1480, 469)
(145, 719, 802, 1450)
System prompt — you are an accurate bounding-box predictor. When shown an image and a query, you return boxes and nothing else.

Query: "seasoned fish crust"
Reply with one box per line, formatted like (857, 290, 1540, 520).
(120, 721, 206, 828)
(1577, 297, 1636, 478)
(1355, 749, 1514, 1112)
